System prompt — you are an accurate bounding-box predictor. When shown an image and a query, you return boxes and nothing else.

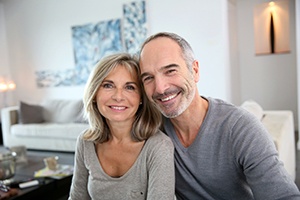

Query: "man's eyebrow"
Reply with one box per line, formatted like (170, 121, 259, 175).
(140, 64, 179, 79)
(140, 72, 150, 80)
(162, 63, 179, 70)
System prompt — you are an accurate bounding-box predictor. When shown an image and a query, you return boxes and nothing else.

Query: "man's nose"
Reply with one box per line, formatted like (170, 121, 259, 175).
(154, 76, 168, 94)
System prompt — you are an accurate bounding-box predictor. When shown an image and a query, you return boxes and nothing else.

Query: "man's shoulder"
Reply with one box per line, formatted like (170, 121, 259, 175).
(205, 96, 234, 107)
(204, 96, 250, 125)
(205, 96, 239, 113)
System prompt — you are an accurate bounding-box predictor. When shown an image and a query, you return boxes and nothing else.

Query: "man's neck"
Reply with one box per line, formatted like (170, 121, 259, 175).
(170, 96, 208, 147)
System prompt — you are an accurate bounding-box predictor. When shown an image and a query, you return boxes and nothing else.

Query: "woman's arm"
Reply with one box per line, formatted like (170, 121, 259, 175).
(68, 134, 91, 200)
(147, 132, 175, 199)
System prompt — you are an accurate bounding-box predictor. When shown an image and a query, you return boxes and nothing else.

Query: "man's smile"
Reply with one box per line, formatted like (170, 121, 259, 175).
(160, 93, 178, 102)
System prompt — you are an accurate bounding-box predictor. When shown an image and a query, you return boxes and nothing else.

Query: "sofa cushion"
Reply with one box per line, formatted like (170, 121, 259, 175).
(11, 123, 89, 139)
(18, 101, 44, 124)
(241, 100, 264, 120)
(42, 99, 83, 123)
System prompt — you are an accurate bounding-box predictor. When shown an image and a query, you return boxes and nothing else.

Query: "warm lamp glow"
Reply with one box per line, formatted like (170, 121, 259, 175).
(7, 82, 16, 90)
(0, 77, 16, 107)
(269, 1, 275, 13)
(0, 79, 16, 92)
(0, 83, 8, 91)
(254, 0, 290, 54)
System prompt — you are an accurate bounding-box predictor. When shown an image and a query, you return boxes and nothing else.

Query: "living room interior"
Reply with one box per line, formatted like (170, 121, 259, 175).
(0, 0, 300, 197)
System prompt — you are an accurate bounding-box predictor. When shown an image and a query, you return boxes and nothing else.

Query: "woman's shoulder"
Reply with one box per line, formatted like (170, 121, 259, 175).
(142, 131, 174, 162)
(146, 130, 173, 148)
(76, 130, 95, 148)
(151, 130, 171, 140)
(77, 129, 88, 141)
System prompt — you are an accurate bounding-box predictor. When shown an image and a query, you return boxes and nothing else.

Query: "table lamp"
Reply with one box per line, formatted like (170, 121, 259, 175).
(0, 78, 16, 107)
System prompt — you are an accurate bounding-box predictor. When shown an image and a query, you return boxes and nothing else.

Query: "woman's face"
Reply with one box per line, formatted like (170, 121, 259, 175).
(95, 65, 141, 125)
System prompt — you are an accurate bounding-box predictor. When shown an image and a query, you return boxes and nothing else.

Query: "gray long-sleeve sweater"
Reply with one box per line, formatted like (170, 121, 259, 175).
(164, 97, 300, 200)
(68, 130, 175, 200)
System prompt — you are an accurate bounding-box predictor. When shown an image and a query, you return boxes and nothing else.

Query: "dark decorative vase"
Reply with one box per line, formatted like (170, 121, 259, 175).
(270, 12, 275, 53)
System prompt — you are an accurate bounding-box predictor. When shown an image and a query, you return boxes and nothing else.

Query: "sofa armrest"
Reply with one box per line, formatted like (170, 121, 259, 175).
(261, 110, 295, 180)
(262, 110, 294, 145)
(1, 106, 19, 145)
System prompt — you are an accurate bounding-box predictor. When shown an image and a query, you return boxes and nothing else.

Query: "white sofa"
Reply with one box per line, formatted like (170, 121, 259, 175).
(1, 99, 89, 152)
(241, 100, 296, 181)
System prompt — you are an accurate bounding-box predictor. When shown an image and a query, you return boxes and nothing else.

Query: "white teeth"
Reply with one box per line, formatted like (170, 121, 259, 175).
(111, 106, 126, 110)
(161, 94, 177, 102)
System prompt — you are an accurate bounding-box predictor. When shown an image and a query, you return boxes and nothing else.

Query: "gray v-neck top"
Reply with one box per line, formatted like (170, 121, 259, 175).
(68, 130, 175, 200)
(164, 97, 300, 199)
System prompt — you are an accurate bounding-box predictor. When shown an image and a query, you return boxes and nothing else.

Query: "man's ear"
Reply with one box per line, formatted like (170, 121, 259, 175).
(192, 60, 200, 82)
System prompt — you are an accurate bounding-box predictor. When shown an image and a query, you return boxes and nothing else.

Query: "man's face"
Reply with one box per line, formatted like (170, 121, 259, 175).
(139, 37, 198, 118)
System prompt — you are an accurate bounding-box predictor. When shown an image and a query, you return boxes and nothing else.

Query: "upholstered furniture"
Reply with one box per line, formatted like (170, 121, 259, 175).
(1, 99, 296, 179)
(1, 100, 89, 152)
(241, 100, 296, 181)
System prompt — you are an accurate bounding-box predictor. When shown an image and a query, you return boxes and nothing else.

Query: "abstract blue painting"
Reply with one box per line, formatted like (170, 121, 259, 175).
(72, 19, 123, 73)
(36, 69, 77, 87)
(36, 1, 147, 87)
(123, 1, 147, 54)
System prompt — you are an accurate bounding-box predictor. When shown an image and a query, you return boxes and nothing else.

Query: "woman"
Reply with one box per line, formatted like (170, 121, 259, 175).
(68, 53, 175, 200)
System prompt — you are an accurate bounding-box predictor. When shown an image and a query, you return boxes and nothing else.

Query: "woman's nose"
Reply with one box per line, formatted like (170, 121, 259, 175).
(112, 88, 124, 102)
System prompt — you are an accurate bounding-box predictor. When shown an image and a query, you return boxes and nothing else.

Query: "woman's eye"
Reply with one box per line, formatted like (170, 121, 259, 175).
(102, 83, 113, 88)
(125, 85, 136, 90)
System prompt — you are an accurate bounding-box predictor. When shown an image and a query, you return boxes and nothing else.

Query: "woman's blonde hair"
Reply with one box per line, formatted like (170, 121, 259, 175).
(82, 53, 162, 143)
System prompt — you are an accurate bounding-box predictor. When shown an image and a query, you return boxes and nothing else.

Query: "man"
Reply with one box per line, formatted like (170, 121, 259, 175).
(139, 32, 300, 199)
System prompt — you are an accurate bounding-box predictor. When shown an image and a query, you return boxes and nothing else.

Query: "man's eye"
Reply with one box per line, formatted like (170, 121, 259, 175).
(166, 69, 176, 75)
(143, 76, 153, 83)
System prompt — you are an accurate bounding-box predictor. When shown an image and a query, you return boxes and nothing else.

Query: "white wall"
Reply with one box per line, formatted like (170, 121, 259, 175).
(146, 0, 233, 102)
(296, 0, 300, 148)
(0, 0, 233, 106)
(1, 0, 297, 130)
(237, 0, 298, 129)
(0, 2, 14, 109)
(228, 0, 241, 105)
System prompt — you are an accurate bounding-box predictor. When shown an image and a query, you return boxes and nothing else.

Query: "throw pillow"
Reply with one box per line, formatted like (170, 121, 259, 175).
(73, 108, 88, 124)
(240, 100, 264, 120)
(18, 101, 44, 124)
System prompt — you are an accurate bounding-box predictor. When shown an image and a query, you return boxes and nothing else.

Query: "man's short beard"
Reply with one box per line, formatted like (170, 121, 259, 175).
(156, 86, 196, 118)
